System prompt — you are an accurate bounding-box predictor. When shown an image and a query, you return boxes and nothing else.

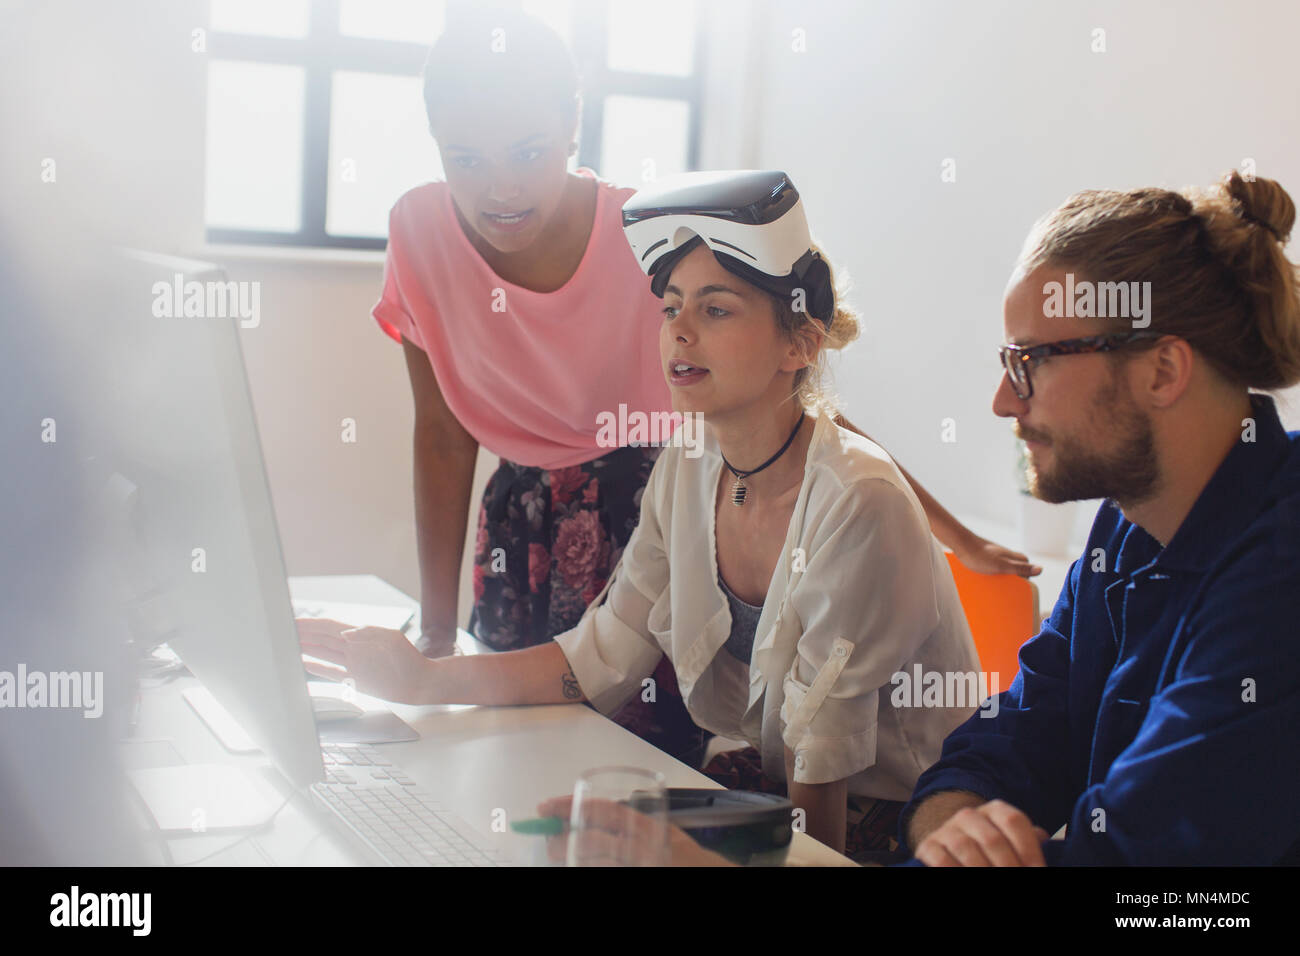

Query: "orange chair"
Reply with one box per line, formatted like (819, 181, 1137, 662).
(944, 551, 1041, 694)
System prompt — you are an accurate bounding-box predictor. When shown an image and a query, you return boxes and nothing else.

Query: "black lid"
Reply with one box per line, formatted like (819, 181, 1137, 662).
(622, 170, 799, 227)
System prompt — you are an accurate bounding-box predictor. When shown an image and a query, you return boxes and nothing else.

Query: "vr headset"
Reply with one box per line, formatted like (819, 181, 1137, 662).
(621, 169, 835, 326)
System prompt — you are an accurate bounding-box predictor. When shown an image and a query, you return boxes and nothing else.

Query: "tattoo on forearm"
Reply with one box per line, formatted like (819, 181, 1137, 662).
(561, 666, 582, 700)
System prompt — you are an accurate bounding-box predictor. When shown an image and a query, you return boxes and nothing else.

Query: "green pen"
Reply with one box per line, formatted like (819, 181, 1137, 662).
(510, 816, 565, 836)
(511, 793, 659, 835)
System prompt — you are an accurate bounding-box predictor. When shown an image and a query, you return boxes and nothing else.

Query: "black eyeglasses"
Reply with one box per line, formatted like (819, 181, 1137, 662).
(997, 332, 1164, 400)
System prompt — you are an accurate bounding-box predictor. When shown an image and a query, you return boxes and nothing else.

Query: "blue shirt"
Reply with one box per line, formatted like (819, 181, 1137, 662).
(900, 393, 1300, 865)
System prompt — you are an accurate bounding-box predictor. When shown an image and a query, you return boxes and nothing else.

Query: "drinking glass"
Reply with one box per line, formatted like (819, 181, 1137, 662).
(566, 766, 669, 867)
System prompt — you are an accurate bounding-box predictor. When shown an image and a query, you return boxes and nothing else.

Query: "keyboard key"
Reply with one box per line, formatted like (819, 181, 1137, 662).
(313, 744, 499, 867)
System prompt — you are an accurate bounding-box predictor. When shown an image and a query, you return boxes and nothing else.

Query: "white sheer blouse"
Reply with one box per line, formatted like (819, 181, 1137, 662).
(554, 413, 980, 801)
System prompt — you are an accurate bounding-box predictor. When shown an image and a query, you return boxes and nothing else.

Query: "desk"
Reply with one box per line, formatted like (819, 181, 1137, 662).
(127, 575, 855, 867)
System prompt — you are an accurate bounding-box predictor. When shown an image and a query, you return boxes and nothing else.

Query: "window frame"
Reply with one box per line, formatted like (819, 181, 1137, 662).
(205, 0, 704, 251)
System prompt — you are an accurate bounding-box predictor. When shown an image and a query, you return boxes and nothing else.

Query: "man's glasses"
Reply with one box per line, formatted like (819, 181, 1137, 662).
(997, 332, 1165, 400)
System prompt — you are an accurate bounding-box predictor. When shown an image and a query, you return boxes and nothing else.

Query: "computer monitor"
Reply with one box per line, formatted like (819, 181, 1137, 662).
(110, 249, 322, 793)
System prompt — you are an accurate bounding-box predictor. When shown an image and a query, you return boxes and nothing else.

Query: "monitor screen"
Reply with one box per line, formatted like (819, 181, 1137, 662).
(109, 250, 322, 791)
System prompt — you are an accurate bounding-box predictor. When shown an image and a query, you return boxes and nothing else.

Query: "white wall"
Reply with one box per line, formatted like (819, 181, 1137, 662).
(748, 0, 1300, 537)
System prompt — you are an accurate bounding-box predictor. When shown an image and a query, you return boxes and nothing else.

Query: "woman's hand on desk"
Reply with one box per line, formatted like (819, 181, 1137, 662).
(297, 618, 439, 705)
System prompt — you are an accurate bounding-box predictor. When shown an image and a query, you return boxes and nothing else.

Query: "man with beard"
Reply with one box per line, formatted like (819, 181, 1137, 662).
(898, 171, 1300, 865)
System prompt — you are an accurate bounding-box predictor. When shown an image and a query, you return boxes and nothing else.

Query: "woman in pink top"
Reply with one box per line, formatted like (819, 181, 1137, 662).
(372, 8, 1037, 766)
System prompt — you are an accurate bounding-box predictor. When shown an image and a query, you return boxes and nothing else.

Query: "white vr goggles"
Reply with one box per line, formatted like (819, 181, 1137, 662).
(621, 170, 835, 326)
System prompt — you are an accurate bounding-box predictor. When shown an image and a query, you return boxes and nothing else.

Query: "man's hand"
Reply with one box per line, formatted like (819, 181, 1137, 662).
(955, 535, 1043, 578)
(914, 798, 1050, 867)
(535, 795, 736, 867)
(297, 617, 439, 705)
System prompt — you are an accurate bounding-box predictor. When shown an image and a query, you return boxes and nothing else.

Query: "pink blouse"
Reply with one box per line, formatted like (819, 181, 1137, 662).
(372, 167, 673, 469)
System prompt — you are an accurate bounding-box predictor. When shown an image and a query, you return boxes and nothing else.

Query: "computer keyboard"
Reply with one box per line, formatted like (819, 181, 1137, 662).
(310, 743, 500, 867)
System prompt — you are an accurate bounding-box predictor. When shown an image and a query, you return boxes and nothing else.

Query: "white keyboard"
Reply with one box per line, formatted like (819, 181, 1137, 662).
(310, 743, 500, 867)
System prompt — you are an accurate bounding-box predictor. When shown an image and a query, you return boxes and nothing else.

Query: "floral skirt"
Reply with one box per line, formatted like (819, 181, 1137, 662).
(468, 444, 711, 769)
(701, 746, 909, 865)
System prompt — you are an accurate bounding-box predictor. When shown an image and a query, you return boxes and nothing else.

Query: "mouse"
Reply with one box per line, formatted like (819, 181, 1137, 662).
(310, 696, 365, 721)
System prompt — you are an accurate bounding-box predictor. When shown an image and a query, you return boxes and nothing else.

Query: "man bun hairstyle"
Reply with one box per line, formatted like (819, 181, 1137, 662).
(1018, 170, 1300, 391)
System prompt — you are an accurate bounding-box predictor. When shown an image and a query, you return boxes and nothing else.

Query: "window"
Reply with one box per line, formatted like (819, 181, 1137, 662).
(204, 0, 703, 250)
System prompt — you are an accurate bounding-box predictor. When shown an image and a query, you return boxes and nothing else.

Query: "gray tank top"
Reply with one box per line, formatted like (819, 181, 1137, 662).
(718, 573, 764, 665)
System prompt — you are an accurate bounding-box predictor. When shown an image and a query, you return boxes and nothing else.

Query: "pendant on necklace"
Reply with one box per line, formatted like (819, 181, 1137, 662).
(731, 478, 747, 506)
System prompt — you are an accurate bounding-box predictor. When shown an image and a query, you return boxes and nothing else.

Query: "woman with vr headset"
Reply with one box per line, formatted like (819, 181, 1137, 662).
(356, 6, 1031, 775)
(305, 157, 983, 863)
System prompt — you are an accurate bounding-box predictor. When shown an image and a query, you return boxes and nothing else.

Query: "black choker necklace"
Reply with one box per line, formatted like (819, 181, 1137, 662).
(721, 414, 806, 506)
